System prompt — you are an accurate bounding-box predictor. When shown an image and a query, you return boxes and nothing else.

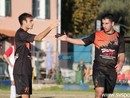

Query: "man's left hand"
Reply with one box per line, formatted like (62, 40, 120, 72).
(115, 63, 123, 74)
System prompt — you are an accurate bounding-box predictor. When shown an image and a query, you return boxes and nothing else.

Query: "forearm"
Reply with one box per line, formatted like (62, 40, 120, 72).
(117, 53, 125, 67)
(34, 26, 52, 41)
(66, 37, 85, 45)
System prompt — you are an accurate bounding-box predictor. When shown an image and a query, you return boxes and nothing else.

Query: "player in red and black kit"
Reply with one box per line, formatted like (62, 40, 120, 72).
(14, 13, 59, 98)
(3, 41, 16, 98)
(56, 13, 125, 98)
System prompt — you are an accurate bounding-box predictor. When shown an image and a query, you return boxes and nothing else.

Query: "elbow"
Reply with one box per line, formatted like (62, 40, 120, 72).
(3, 54, 6, 59)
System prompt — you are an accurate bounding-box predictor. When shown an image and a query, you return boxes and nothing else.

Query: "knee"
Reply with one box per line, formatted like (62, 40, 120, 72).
(95, 92, 103, 98)
(95, 87, 104, 98)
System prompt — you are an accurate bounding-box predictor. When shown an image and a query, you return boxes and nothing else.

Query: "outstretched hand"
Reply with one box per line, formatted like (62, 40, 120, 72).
(55, 34, 64, 38)
(50, 20, 60, 30)
(55, 33, 68, 41)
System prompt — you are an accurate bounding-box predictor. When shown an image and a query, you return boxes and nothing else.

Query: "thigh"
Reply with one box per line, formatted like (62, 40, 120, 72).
(105, 72, 117, 93)
(93, 71, 106, 88)
(14, 75, 32, 95)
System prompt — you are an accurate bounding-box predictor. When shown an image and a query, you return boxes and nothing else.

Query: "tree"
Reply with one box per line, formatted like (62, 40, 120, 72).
(72, 0, 102, 37)
(61, 0, 102, 38)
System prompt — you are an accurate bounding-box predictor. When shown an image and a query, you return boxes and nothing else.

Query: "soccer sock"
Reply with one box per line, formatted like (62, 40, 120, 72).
(10, 85, 16, 98)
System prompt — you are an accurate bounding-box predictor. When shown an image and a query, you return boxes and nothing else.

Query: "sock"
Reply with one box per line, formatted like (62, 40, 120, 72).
(10, 85, 16, 98)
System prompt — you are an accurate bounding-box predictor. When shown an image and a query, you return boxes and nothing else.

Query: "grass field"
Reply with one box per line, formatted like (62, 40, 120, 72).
(0, 90, 96, 98)
(0, 86, 94, 98)
(0, 84, 130, 98)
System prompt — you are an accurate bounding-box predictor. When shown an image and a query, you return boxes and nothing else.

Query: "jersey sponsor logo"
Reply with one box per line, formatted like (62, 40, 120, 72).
(100, 48, 116, 59)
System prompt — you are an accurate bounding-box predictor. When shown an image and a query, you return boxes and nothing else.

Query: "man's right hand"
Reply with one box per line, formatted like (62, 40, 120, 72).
(55, 34, 64, 38)
(55, 33, 68, 41)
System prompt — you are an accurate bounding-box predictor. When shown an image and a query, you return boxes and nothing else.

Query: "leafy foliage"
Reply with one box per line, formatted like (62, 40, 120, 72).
(72, 0, 102, 37)
(61, 0, 102, 38)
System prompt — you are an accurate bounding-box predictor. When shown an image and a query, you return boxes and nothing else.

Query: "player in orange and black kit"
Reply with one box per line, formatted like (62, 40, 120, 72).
(14, 13, 59, 98)
(56, 13, 125, 98)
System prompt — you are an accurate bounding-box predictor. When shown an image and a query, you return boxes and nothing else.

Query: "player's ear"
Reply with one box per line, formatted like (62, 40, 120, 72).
(112, 21, 115, 26)
(22, 19, 27, 25)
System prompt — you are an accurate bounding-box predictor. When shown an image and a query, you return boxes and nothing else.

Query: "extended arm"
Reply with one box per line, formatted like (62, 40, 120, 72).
(34, 21, 59, 41)
(57, 34, 85, 45)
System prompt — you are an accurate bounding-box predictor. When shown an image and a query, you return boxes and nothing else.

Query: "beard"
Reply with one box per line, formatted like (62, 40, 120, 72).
(104, 28, 114, 35)
(104, 28, 111, 33)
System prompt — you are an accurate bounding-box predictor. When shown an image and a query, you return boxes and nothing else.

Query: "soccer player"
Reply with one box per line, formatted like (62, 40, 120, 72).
(14, 13, 59, 98)
(56, 13, 125, 98)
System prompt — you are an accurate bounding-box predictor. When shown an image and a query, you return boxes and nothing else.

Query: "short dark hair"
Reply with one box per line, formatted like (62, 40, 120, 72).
(102, 13, 115, 22)
(18, 13, 33, 25)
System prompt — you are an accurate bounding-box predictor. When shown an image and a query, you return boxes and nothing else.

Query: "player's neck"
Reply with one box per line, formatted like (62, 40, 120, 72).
(20, 26, 29, 31)
(104, 29, 115, 35)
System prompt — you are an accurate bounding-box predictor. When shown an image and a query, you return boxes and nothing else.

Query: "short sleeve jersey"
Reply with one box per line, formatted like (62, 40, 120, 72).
(13, 28, 36, 75)
(82, 30, 125, 72)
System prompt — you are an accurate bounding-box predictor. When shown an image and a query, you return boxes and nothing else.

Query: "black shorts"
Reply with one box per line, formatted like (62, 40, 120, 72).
(93, 70, 117, 93)
(14, 74, 32, 95)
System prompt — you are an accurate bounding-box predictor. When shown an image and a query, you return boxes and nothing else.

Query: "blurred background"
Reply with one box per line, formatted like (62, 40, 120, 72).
(0, 0, 130, 92)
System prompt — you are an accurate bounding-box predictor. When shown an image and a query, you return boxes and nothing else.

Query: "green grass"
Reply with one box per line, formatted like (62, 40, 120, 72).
(0, 85, 10, 90)
(34, 85, 130, 93)
(114, 89, 130, 93)
(1, 84, 130, 93)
